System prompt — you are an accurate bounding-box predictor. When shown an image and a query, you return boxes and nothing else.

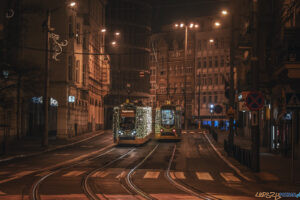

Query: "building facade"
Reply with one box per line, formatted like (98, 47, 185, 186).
(0, 0, 110, 141)
(234, 0, 300, 157)
(149, 16, 232, 128)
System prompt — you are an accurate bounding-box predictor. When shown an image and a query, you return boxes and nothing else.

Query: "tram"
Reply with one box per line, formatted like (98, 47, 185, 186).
(113, 100, 152, 145)
(155, 101, 182, 140)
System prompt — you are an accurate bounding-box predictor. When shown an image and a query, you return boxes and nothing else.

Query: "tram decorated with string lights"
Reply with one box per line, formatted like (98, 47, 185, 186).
(155, 101, 182, 140)
(113, 100, 152, 145)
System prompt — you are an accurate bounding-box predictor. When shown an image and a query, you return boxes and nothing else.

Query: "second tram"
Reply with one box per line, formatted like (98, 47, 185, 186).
(155, 103, 182, 140)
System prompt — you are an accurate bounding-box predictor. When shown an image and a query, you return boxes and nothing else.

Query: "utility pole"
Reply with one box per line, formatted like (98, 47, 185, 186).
(42, 9, 50, 147)
(228, 2, 235, 152)
(184, 25, 188, 130)
(251, 0, 260, 172)
(198, 73, 201, 129)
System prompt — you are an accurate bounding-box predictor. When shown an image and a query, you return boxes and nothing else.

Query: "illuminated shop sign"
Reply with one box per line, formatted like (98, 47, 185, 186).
(68, 96, 75, 103)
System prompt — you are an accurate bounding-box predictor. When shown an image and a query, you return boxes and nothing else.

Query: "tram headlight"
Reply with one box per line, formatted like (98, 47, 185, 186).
(131, 130, 136, 136)
(118, 130, 123, 135)
(160, 128, 164, 133)
(172, 129, 176, 133)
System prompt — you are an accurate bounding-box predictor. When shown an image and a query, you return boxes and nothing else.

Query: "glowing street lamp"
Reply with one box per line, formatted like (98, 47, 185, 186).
(111, 41, 117, 46)
(214, 22, 221, 27)
(69, 2, 76, 7)
(101, 28, 106, 33)
(209, 39, 214, 43)
(222, 10, 228, 16)
(115, 32, 120, 36)
(180, 23, 184, 28)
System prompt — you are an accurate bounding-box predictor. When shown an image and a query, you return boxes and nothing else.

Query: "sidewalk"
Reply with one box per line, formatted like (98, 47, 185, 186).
(0, 130, 106, 163)
(211, 128, 300, 186)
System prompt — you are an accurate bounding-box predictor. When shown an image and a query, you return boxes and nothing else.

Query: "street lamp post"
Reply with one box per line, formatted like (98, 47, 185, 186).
(42, 2, 76, 147)
(42, 9, 50, 147)
(174, 22, 198, 130)
(198, 72, 201, 129)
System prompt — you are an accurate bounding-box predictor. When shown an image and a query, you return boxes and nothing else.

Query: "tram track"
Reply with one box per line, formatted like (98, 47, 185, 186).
(165, 144, 222, 200)
(125, 144, 160, 200)
(82, 148, 136, 200)
(30, 145, 116, 200)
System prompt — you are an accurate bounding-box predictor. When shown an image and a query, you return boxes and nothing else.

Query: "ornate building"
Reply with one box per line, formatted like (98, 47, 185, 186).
(0, 0, 110, 140)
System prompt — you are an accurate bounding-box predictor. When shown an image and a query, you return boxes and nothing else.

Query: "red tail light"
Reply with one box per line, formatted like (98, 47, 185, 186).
(172, 129, 176, 133)
(160, 128, 164, 133)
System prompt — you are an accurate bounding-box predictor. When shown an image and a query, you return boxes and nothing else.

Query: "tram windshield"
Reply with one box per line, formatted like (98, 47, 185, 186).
(120, 109, 135, 130)
(161, 109, 175, 126)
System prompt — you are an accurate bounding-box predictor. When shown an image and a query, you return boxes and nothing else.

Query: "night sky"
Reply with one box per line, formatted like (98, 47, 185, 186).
(152, 0, 229, 32)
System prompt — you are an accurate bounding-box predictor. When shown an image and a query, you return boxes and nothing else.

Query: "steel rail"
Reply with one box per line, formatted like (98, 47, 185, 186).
(82, 148, 136, 200)
(30, 146, 115, 200)
(125, 144, 159, 200)
(165, 144, 222, 200)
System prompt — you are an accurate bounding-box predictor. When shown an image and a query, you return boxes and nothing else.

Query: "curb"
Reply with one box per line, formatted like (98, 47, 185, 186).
(0, 130, 106, 163)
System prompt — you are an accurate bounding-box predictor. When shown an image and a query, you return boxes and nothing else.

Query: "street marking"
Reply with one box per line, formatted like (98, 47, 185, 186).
(54, 153, 71, 156)
(203, 133, 252, 182)
(0, 144, 115, 185)
(92, 171, 110, 178)
(170, 172, 186, 179)
(0, 190, 6, 195)
(151, 194, 199, 199)
(196, 172, 214, 181)
(14, 171, 35, 177)
(80, 145, 94, 148)
(35, 171, 51, 177)
(258, 172, 279, 181)
(143, 171, 160, 179)
(220, 172, 241, 182)
(62, 170, 86, 177)
(116, 171, 126, 179)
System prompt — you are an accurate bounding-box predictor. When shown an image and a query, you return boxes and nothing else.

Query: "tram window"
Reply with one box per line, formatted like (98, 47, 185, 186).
(120, 110, 135, 130)
(161, 109, 175, 125)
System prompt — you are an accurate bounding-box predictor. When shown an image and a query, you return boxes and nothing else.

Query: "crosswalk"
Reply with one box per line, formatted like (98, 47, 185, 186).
(38, 169, 248, 183)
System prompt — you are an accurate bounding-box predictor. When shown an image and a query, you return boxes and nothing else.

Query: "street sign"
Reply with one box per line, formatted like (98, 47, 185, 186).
(286, 93, 300, 108)
(214, 105, 223, 114)
(246, 91, 264, 111)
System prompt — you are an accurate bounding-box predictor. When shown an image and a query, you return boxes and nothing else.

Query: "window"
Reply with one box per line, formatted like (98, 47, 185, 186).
(221, 56, 224, 67)
(82, 64, 86, 86)
(215, 39, 219, 48)
(76, 23, 81, 44)
(209, 96, 212, 103)
(68, 16, 74, 38)
(215, 74, 218, 85)
(197, 40, 201, 51)
(214, 95, 218, 103)
(68, 56, 73, 81)
(75, 60, 80, 83)
(83, 35, 87, 49)
(203, 57, 207, 68)
(197, 58, 201, 68)
(203, 96, 206, 103)
(209, 56, 212, 67)
(220, 38, 224, 48)
(203, 40, 207, 49)
(215, 56, 219, 67)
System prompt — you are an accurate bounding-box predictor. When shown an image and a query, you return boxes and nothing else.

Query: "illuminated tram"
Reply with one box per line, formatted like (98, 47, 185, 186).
(113, 100, 152, 145)
(155, 102, 182, 140)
